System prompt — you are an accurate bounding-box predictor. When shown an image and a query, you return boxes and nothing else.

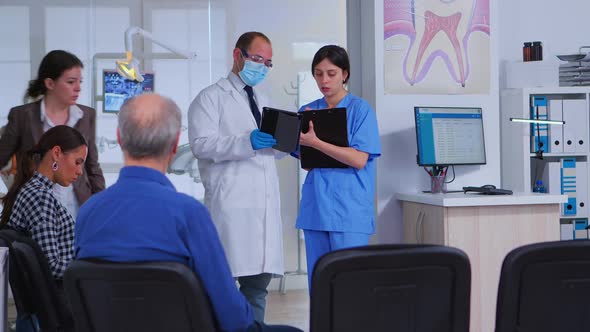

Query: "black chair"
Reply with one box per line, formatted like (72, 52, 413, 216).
(0, 227, 72, 332)
(63, 260, 219, 332)
(0, 229, 37, 331)
(495, 240, 590, 332)
(310, 244, 471, 332)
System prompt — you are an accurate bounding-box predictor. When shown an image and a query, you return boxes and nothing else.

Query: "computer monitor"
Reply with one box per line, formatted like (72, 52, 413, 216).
(414, 106, 486, 166)
(103, 69, 154, 113)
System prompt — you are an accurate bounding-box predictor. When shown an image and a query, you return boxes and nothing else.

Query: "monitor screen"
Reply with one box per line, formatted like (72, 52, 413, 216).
(414, 106, 486, 166)
(103, 70, 154, 113)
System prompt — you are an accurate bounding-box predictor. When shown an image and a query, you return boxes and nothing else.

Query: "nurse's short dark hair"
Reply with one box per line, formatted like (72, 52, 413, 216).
(235, 32, 271, 51)
(311, 45, 351, 84)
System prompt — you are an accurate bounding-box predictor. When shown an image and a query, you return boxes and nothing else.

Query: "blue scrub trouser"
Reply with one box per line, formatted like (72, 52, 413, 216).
(303, 230, 370, 292)
(238, 273, 273, 322)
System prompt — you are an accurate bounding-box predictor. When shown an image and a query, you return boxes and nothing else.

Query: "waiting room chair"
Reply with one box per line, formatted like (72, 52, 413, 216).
(0, 229, 37, 331)
(495, 240, 590, 332)
(310, 244, 471, 332)
(63, 260, 219, 332)
(0, 227, 73, 332)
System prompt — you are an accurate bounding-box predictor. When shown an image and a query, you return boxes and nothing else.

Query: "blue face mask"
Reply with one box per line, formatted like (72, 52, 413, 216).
(239, 60, 269, 87)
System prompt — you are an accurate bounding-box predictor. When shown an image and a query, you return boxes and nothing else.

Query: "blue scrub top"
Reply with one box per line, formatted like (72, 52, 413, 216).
(296, 93, 381, 234)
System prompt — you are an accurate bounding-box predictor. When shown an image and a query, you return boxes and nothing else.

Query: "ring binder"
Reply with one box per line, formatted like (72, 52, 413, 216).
(260, 107, 350, 168)
(300, 107, 349, 168)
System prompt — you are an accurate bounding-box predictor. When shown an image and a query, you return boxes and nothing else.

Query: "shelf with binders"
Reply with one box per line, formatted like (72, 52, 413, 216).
(501, 87, 590, 241)
(528, 94, 587, 156)
(531, 156, 589, 218)
(501, 87, 590, 195)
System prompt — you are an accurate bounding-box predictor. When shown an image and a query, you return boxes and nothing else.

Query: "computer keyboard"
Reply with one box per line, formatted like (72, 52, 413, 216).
(462, 186, 513, 195)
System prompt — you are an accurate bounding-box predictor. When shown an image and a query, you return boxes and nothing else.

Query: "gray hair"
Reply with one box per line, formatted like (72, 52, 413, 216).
(118, 94, 182, 159)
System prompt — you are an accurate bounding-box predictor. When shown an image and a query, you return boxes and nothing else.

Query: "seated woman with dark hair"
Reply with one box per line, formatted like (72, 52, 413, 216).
(0, 125, 88, 331)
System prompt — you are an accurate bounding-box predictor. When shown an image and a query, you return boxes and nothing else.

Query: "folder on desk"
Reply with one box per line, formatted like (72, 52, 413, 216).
(300, 108, 349, 168)
(560, 220, 574, 240)
(576, 161, 588, 217)
(561, 158, 577, 216)
(542, 161, 561, 195)
(548, 99, 563, 153)
(574, 219, 588, 240)
(563, 99, 588, 153)
(548, 158, 587, 218)
(531, 96, 549, 153)
(261, 107, 301, 153)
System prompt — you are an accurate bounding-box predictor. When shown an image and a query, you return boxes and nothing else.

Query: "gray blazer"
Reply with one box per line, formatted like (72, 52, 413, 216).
(0, 100, 105, 204)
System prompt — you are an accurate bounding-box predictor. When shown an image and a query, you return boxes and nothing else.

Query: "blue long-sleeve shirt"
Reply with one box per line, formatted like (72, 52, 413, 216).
(75, 166, 254, 332)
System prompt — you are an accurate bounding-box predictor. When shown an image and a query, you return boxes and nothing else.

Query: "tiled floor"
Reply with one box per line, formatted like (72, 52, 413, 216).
(266, 290, 309, 331)
(7, 299, 16, 331)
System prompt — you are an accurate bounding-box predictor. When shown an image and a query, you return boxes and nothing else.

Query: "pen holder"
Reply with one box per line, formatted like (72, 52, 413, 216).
(430, 175, 447, 194)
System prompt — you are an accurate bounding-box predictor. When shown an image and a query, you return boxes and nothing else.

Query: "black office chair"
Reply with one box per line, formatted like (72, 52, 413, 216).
(495, 240, 590, 332)
(0, 229, 37, 331)
(63, 260, 219, 332)
(310, 244, 471, 332)
(0, 227, 73, 332)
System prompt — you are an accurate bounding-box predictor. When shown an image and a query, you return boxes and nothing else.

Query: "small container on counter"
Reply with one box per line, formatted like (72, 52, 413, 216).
(532, 41, 543, 61)
(523, 42, 532, 62)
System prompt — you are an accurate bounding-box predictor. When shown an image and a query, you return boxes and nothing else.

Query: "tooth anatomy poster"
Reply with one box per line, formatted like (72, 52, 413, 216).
(383, 0, 490, 94)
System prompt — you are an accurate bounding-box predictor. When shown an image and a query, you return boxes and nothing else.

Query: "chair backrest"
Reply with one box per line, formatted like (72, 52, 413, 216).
(64, 259, 219, 332)
(0, 227, 69, 331)
(310, 244, 471, 332)
(0, 229, 33, 317)
(495, 240, 590, 332)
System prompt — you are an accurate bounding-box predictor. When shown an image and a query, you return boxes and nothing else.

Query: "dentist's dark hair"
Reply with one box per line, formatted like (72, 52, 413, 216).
(311, 45, 351, 84)
(235, 31, 271, 51)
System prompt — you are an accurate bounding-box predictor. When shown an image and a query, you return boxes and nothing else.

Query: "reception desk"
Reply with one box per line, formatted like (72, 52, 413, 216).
(397, 192, 567, 332)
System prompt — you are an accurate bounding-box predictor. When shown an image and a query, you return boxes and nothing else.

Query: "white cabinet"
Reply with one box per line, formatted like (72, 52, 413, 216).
(402, 202, 445, 245)
(501, 87, 590, 238)
(398, 192, 564, 332)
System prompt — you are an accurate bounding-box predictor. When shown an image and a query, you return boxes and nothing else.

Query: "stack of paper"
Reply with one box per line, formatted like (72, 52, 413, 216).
(559, 61, 590, 86)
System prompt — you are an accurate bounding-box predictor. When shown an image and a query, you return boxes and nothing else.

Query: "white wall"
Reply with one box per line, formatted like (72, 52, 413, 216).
(498, 0, 590, 62)
(498, 0, 590, 87)
(356, 1, 501, 243)
(0, 5, 31, 118)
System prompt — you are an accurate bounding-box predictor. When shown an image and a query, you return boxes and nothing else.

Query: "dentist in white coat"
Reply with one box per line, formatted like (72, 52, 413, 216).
(188, 31, 283, 323)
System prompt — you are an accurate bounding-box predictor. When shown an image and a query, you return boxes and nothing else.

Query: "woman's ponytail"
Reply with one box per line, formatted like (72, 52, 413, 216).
(26, 79, 46, 99)
(0, 147, 42, 225)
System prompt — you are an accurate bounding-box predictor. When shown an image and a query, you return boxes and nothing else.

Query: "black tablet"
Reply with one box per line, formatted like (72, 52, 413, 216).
(261, 107, 301, 153)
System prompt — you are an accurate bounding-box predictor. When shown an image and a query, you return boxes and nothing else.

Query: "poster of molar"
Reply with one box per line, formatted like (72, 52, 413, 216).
(383, 0, 490, 94)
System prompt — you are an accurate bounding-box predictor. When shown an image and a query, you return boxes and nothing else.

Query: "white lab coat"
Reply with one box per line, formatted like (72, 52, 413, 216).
(188, 73, 284, 277)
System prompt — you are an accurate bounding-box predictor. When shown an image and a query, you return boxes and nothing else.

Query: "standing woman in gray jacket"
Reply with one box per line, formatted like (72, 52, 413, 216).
(0, 50, 105, 218)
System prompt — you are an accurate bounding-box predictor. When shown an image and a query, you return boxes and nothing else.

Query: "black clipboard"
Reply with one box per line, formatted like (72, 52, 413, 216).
(300, 107, 349, 168)
(261, 107, 301, 153)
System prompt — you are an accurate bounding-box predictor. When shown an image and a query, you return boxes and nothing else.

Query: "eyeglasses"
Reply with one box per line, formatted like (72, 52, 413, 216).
(240, 49, 273, 68)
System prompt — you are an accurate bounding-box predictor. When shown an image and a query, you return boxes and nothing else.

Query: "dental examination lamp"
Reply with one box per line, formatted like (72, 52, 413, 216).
(116, 26, 197, 82)
(168, 143, 201, 183)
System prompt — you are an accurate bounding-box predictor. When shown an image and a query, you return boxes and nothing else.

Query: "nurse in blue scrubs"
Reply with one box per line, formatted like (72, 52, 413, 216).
(296, 45, 381, 290)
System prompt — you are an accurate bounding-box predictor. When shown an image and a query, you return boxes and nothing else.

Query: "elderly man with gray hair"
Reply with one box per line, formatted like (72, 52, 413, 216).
(74, 94, 301, 332)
